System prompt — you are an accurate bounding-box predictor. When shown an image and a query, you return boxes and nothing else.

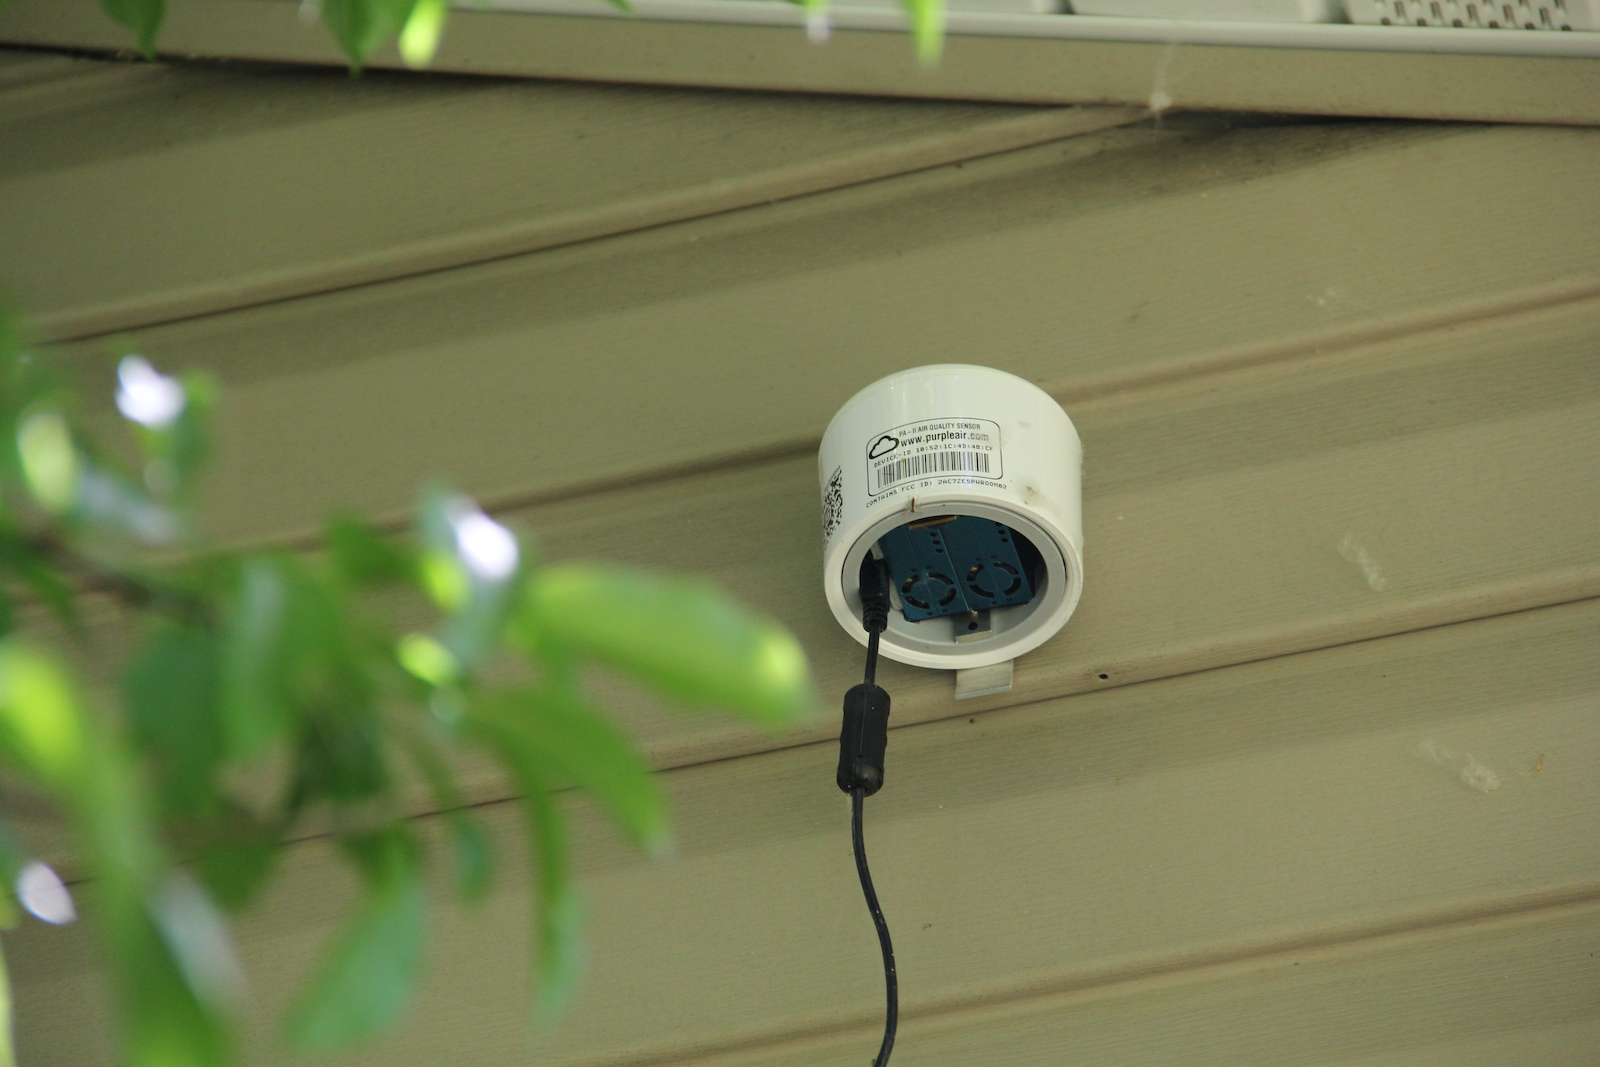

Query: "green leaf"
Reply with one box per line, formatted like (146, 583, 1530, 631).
(396, 633, 457, 688)
(0, 643, 86, 786)
(16, 411, 76, 515)
(449, 813, 492, 904)
(99, 839, 230, 1067)
(125, 624, 223, 814)
(0, 643, 229, 1066)
(218, 557, 291, 761)
(388, 715, 491, 902)
(190, 800, 281, 911)
(417, 551, 467, 611)
(474, 723, 581, 1015)
(0, 818, 23, 928)
(288, 828, 425, 1051)
(7, 550, 80, 636)
(0, 336, 67, 499)
(228, 555, 364, 741)
(516, 564, 816, 728)
(246, 561, 388, 807)
(326, 514, 413, 587)
(111, 903, 230, 1067)
(0, 932, 15, 1067)
(98, 0, 165, 57)
(398, 0, 447, 68)
(900, 0, 943, 65)
(293, 708, 389, 807)
(521, 781, 580, 1020)
(321, 0, 417, 70)
(0, 644, 154, 880)
(149, 872, 244, 1010)
(93, 812, 231, 1067)
(165, 371, 214, 493)
(472, 689, 669, 856)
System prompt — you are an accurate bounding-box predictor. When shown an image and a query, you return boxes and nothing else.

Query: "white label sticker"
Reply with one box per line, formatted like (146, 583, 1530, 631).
(865, 418, 1003, 496)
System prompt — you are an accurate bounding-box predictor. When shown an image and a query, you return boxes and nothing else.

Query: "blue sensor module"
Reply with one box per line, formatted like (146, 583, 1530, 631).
(876, 516, 1035, 622)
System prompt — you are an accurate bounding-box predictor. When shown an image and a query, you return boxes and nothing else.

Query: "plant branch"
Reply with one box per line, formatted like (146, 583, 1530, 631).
(22, 530, 209, 623)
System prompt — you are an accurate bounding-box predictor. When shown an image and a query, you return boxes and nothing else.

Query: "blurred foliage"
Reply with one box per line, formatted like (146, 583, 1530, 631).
(0, 302, 817, 1066)
(83, 0, 945, 69)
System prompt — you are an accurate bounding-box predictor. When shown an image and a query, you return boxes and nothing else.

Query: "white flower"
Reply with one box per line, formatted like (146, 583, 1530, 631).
(115, 356, 186, 428)
(17, 861, 75, 925)
(450, 503, 519, 582)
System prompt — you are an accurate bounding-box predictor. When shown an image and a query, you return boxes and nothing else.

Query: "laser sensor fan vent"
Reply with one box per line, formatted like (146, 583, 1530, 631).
(818, 365, 1084, 679)
(879, 516, 1035, 622)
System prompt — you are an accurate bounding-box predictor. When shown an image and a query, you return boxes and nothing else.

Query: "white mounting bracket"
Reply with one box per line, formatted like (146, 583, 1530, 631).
(954, 660, 1015, 700)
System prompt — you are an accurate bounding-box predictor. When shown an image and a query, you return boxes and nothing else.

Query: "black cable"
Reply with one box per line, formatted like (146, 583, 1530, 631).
(837, 551, 897, 1065)
(852, 787, 897, 1067)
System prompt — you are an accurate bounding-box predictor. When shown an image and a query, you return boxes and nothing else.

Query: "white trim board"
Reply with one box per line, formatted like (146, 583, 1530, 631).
(485, 0, 1600, 57)
(2, 0, 1598, 123)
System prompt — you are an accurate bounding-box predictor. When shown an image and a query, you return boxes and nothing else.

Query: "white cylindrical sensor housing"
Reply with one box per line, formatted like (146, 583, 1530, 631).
(819, 364, 1083, 670)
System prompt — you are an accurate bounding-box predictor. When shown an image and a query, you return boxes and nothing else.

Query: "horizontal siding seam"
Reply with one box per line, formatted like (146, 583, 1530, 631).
(27, 105, 1143, 343)
(209, 275, 1600, 557)
(0, 48, 118, 90)
(559, 883, 1600, 1067)
(128, 590, 1593, 883)
(594, 587, 1600, 779)
(35, 590, 1598, 884)
(1041, 272, 1600, 407)
(990, 566, 1600, 713)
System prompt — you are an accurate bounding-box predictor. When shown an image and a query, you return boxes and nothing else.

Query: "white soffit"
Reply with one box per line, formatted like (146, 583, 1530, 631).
(479, 0, 1600, 55)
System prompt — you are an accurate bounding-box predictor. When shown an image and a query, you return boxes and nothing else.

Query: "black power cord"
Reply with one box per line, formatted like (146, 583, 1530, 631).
(850, 789, 897, 1067)
(837, 554, 897, 1067)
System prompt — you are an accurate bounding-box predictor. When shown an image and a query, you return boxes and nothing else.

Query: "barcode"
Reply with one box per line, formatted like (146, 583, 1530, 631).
(876, 450, 990, 490)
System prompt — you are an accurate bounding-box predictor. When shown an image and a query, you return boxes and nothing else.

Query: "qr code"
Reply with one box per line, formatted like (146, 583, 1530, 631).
(820, 466, 844, 543)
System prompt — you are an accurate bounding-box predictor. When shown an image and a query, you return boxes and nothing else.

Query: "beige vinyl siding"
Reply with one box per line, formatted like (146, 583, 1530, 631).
(10, 602, 1598, 1066)
(2, 48, 1597, 1066)
(0, 60, 1135, 339)
(32, 121, 1600, 550)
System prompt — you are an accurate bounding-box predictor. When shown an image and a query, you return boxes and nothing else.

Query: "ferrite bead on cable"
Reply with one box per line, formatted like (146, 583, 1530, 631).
(837, 682, 890, 796)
